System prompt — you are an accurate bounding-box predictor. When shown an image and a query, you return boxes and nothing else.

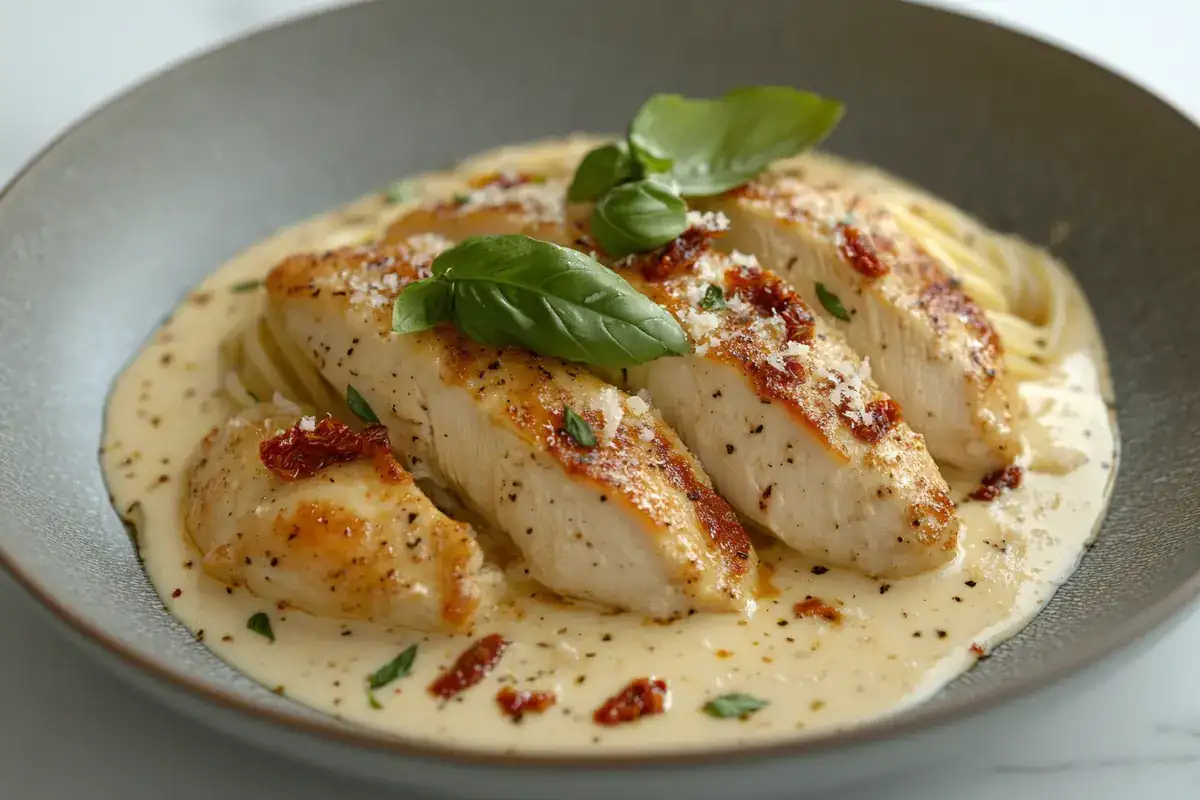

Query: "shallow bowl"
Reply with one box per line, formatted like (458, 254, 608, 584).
(2, 1, 1199, 797)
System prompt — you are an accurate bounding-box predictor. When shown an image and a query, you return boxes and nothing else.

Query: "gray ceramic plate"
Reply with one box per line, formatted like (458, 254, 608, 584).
(2, 1, 1199, 798)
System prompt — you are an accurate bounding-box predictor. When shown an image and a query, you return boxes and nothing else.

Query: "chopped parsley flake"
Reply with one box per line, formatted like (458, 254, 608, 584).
(703, 693, 769, 719)
(246, 612, 274, 642)
(699, 284, 726, 310)
(346, 384, 380, 424)
(230, 279, 263, 294)
(563, 405, 597, 448)
(368, 644, 418, 689)
(815, 281, 850, 321)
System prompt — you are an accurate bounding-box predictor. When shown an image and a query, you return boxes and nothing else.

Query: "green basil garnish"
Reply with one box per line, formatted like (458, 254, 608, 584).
(699, 284, 726, 310)
(366, 690, 384, 710)
(567, 142, 639, 203)
(368, 644, 418, 690)
(246, 612, 274, 642)
(392, 235, 689, 367)
(703, 692, 769, 719)
(815, 281, 850, 321)
(562, 405, 597, 447)
(230, 279, 263, 294)
(630, 86, 844, 196)
(391, 277, 452, 335)
(384, 179, 418, 204)
(590, 179, 688, 258)
(346, 385, 380, 424)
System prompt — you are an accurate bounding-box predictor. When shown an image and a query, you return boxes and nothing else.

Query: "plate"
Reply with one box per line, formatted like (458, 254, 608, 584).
(1, 1, 1198, 797)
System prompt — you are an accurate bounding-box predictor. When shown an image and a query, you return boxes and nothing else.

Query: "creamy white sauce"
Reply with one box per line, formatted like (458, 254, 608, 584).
(101, 140, 1117, 755)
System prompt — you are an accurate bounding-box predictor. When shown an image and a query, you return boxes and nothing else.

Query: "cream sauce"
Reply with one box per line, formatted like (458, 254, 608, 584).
(101, 139, 1117, 755)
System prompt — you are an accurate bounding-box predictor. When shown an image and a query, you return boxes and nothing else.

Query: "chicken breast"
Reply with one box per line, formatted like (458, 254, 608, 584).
(695, 173, 1020, 471)
(386, 186, 959, 577)
(263, 236, 756, 617)
(184, 405, 498, 632)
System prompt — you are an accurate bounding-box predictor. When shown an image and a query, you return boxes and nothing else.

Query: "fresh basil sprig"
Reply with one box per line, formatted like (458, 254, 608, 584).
(567, 141, 639, 203)
(590, 179, 688, 258)
(391, 235, 689, 367)
(630, 86, 844, 196)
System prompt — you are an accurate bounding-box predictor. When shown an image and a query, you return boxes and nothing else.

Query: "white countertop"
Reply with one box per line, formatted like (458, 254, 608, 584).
(2, 1, 1198, 797)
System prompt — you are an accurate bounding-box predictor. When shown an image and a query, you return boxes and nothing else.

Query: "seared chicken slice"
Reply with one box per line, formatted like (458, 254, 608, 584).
(264, 237, 756, 617)
(695, 173, 1019, 471)
(184, 405, 498, 632)
(387, 186, 959, 577)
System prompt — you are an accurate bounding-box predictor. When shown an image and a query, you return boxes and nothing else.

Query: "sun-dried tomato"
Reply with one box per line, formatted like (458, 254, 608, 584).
(593, 678, 669, 726)
(259, 418, 404, 483)
(428, 634, 509, 699)
(726, 267, 815, 342)
(495, 686, 557, 721)
(837, 224, 889, 278)
(637, 228, 715, 282)
(842, 398, 903, 444)
(793, 596, 843, 624)
(969, 465, 1024, 501)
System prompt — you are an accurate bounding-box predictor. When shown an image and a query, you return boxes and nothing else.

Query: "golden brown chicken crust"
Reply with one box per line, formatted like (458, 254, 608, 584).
(266, 242, 756, 603)
(186, 412, 488, 631)
(385, 194, 958, 562)
(726, 175, 1004, 385)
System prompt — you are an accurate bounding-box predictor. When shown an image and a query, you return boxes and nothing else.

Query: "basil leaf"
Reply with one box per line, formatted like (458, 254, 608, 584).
(452, 193, 470, 204)
(628, 138, 673, 174)
(368, 644, 418, 689)
(590, 179, 688, 258)
(699, 284, 725, 310)
(567, 142, 638, 203)
(703, 693, 769, 719)
(630, 86, 844, 196)
(562, 405, 597, 447)
(384, 179, 419, 204)
(230, 279, 262, 294)
(431, 235, 689, 367)
(392, 277, 453, 335)
(246, 612, 274, 642)
(815, 281, 850, 321)
(346, 385, 380, 425)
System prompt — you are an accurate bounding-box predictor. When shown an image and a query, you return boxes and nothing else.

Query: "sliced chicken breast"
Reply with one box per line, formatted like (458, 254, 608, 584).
(387, 189, 959, 577)
(185, 405, 498, 632)
(695, 173, 1020, 471)
(263, 237, 756, 617)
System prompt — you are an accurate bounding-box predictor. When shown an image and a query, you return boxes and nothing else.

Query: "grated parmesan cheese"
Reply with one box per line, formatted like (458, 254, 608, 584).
(625, 394, 650, 416)
(457, 181, 565, 224)
(728, 250, 760, 269)
(693, 252, 725, 283)
(685, 209, 731, 232)
(591, 387, 625, 445)
(725, 293, 751, 316)
(815, 358, 874, 425)
(638, 425, 656, 442)
(298, 416, 316, 432)
(405, 232, 452, 263)
(678, 308, 723, 342)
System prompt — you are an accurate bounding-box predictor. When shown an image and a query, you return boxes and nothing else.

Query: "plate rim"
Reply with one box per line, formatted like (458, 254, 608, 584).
(2, 0, 1199, 769)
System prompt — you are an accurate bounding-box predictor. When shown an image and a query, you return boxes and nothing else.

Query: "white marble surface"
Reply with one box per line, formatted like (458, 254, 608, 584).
(2, 1, 1198, 797)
